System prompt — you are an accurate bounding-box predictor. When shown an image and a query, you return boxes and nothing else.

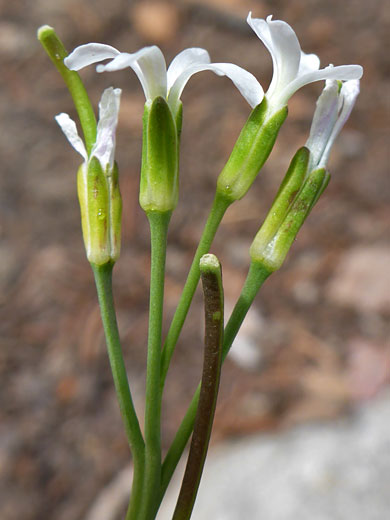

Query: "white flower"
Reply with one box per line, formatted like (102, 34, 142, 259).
(64, 44, 263, 116)
(306, 79, 360, 170)
(63, 15, 363, 119)
(247, 13, 363, 114)
(55, 87, 121, 172)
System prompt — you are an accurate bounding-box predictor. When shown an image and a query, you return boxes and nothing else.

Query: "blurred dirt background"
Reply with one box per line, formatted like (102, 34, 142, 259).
(0, 0, 389, 519)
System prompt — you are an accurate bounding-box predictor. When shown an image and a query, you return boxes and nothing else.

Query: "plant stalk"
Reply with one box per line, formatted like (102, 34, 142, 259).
(139, 211, 171, 519)
(92, 263, 145, 518)
(160, 192, 231, 390)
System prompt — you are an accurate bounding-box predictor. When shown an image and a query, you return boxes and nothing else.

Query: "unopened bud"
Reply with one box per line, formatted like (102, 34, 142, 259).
(251, 147, 310, 254)
(250, 166, 327, 272)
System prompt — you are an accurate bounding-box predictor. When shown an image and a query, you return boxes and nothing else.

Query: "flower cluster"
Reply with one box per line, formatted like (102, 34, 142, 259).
(39, 12, 364, 519)
(64, 13, 362, 117)
(64, 43, 262, 117)
(53, 11, 362, 265)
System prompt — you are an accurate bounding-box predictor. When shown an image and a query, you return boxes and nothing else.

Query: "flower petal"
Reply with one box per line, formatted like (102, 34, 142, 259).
(247, 13, 301, 99)
(55, 113, 88, 162)
(298, 52, 320, 76)
(91, 87, 121, 171)
(167, 62, 264, 115)
(205, 63, 264, 108)
(319, 79, 360, 167)
(64, 43, 120, 71)
(167, 48, 211, 90)
(305, 80, 339, 169)
(278, 64, 363, 107)
(96, 46, 167, 101)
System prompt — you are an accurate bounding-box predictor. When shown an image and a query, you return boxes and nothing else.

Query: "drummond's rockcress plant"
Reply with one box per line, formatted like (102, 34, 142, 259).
(38, 12, 362, 520)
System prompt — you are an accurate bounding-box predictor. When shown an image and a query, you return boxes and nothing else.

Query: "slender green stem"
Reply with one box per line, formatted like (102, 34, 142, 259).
(91, 263, 145, 518)
(159, 261, 271, 502)
(160, 192, 231, 390)
(173, 255, 224, 520)
(38, 25, 97, 155)
(139, 211, 171, 520)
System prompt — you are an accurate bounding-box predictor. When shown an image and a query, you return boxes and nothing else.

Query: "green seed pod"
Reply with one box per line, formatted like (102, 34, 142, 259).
(217, 98, 288, 202)
(140, 96, 179, 213)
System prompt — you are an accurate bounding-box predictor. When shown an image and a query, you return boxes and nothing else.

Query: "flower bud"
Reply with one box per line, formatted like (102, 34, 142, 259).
(250, 166, 326, 272)
(216, 98, 287, 202)
(140, 96, 179, 213)
(250, 147, 310, 254)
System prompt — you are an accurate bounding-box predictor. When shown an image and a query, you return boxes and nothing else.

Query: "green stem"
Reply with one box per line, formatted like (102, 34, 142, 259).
(139, 211, 171, 520)
(38, 25, 97, 155)
(159, 261, 271, 503)
(160, 192, 231, 390)
(91, 263, 145, 518)
(172, 255, 224, 520)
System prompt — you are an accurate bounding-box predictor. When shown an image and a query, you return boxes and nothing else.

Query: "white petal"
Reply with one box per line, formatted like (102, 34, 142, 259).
(340, 78, 361, 109)
(91, 87, 121, 171)
(97, 46, 167, 100)
(277, 64, 363, 107)
(55, 113, 87, 162)
(247, 13, 301, 99)
(204, 63, 264, 108)
(96, 52, 136, 72)
(64, 43, 120, 71)
(167, 61, 264, 115)
(305, 80, 339, 169)
(167, 48, 211, 90)
(298, 52, 320, 75)
(319, 79, 360, 167)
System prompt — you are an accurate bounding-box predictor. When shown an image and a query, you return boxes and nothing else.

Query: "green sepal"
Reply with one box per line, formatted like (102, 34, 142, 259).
(310, 170, 330, 209)
(250, 147, 310, 257)
(78, 157, 109, 265)
(140, 96, 179, 213)
(216, 98, 288, 202)
(175, 102, 183, 140)
(108, 162, 122, 263)
(251, 167, 326, 272)
(77, 157, 122, 265)
(175, 102, 183, 189)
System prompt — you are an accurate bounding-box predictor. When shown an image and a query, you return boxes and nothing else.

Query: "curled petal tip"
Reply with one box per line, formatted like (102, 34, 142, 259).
(64, 43, 120, 71)
(55, 112, 88, 162)
(353, 65, 364, 79)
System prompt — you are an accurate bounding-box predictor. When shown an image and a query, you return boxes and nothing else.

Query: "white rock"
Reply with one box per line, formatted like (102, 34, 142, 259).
(158, 391, 390, 519)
